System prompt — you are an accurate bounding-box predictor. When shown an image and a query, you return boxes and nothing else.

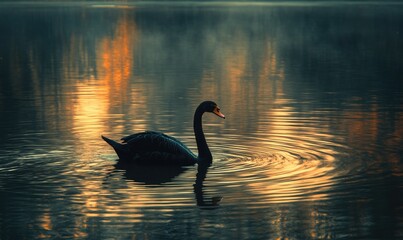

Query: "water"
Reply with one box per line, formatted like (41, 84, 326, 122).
(0, 2, 402, 239)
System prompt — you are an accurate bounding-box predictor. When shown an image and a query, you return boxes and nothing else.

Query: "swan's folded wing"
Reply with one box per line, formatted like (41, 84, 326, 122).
(121, 131, 157, 143)
(124, 131, 196, 158)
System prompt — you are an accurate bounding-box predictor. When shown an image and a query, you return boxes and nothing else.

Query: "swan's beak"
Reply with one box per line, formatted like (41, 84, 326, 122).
(213, 107, 225, 119)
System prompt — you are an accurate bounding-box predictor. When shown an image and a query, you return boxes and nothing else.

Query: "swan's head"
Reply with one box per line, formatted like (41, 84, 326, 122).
(200, 101, 225, 119)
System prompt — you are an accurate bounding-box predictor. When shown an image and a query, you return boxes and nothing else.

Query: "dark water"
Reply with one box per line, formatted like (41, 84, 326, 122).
(0, 2, 402, 239)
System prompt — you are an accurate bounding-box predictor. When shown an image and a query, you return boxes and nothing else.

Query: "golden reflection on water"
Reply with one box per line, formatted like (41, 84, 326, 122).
(63, 13, 149, 225)
(211, 36, 336, 203)
(38, 211, 52, 234)
(70, 13, 137, 143)
(98, 18, 133, 103)
(337, 101, 403, 175)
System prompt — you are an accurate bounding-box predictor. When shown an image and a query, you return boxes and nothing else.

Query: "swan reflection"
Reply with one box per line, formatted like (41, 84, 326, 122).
(194, 162, 222, 209)
(107, 160, 222, 208)
(114, 160, 188, 184)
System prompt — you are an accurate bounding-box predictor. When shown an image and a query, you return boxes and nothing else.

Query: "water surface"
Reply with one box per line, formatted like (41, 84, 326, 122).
(0, 2, 402, 239)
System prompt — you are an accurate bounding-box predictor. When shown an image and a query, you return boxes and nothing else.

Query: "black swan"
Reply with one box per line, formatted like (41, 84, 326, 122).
(101, 101, 225, 165)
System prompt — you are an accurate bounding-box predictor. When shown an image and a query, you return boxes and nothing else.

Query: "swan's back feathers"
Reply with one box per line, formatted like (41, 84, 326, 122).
(117, 131, 197, 165)
(123, 131, 191, 152)
(124, 131, 195, 155)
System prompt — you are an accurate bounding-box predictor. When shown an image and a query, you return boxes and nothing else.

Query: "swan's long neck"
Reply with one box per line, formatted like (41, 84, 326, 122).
(194, 106, 212, 162)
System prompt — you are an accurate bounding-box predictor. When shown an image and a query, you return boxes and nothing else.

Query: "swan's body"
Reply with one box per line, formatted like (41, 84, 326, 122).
(102, 131, 197, 165)
(102, 101, 225, 166)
